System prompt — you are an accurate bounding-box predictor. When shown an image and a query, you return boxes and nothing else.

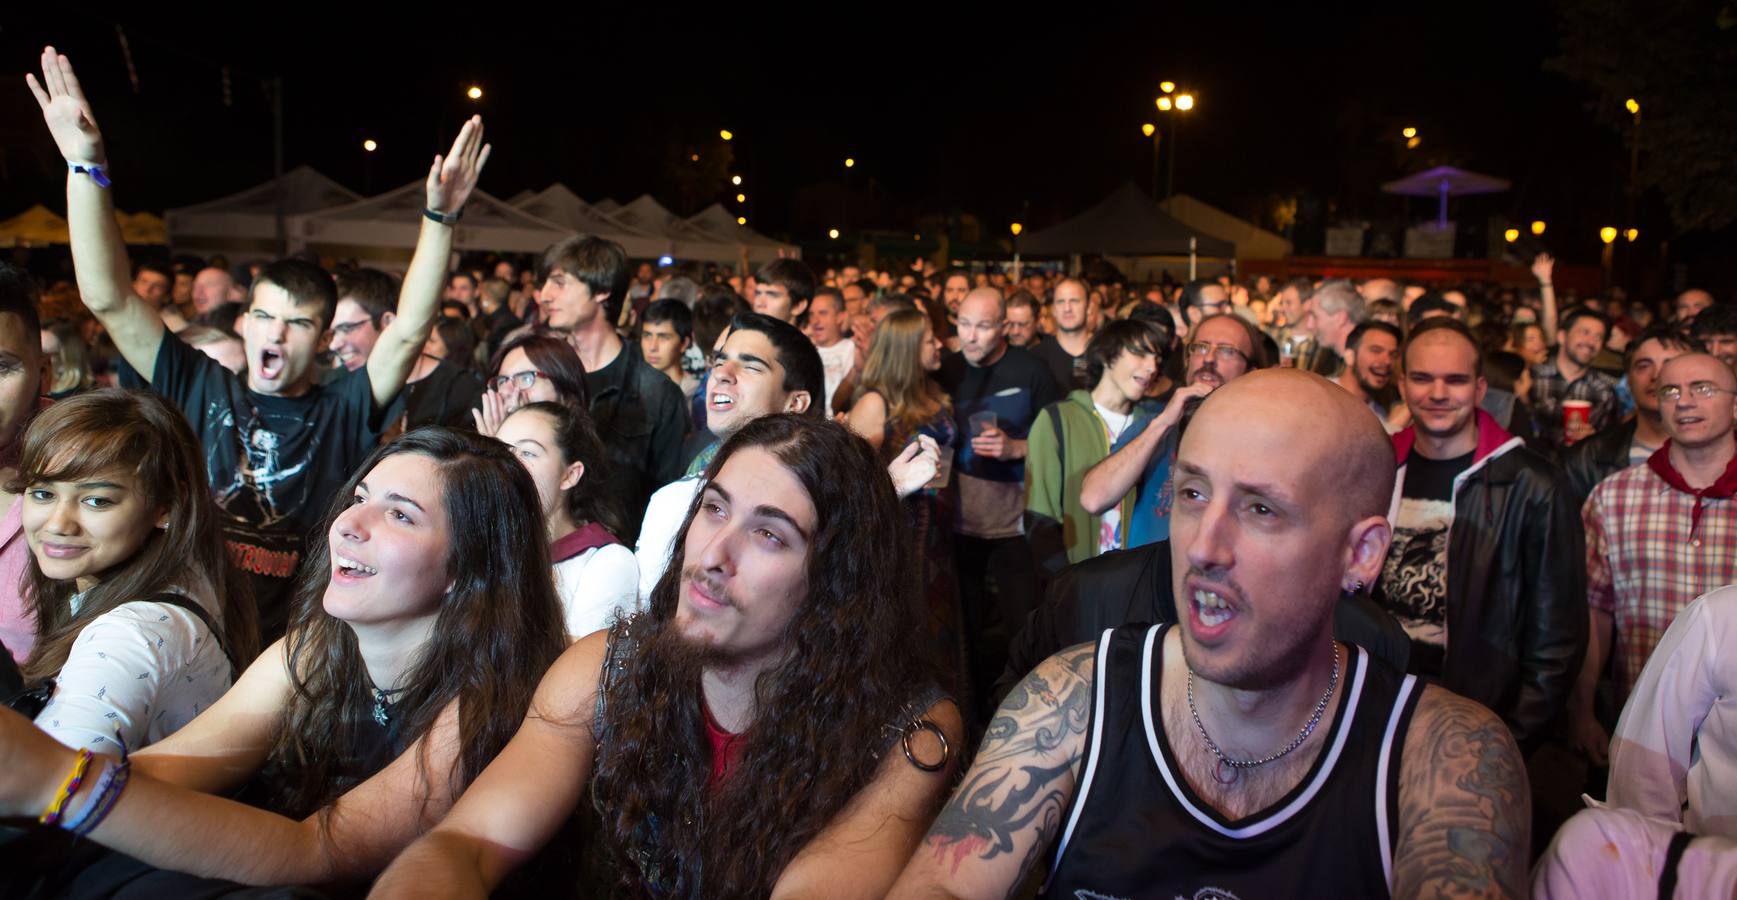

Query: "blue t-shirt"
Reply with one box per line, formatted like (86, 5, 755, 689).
(1112, 410, 1177, 549)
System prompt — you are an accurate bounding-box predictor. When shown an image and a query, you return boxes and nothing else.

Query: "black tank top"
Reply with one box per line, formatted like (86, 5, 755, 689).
(1043, 623, 1422, 900)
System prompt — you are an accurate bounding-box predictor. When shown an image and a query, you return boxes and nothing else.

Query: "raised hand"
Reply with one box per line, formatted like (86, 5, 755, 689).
(471, 389, 510, 438)
(25, 45, 106, 166)
(1531, 252, 1555, 285)
(426, 115, 492, 216)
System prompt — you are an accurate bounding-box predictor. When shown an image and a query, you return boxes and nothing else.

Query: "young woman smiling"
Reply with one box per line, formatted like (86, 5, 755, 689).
(0, 427, 566, 891)
(496, 402, 638, 639)
(10, 389, 257, 752)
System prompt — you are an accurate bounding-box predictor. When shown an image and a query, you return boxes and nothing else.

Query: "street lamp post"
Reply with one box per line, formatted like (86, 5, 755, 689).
(1142, 123, 1160, 197)
(1154, 86, 1196, 199)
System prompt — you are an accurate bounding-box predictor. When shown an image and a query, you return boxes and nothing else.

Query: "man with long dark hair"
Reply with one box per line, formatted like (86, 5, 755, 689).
(375, 414, 964, 898)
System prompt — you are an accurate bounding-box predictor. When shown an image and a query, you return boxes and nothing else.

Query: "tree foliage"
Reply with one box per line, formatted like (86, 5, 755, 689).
(1549, 0, 1737, 232)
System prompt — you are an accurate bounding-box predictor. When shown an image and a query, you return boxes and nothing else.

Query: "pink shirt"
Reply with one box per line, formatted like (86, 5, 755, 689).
(0, 497, 34, 662)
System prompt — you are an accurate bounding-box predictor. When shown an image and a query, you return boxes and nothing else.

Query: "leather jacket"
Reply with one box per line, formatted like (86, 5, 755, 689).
(992, 541, 1413, 706)
(1561, 417, 1639, 504)
(1386, 412, 1588, 752)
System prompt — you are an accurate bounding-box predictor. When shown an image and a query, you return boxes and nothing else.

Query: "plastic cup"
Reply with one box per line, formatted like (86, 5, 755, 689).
(1562, 399, 1592, 431)
(968, 410, 998, 436)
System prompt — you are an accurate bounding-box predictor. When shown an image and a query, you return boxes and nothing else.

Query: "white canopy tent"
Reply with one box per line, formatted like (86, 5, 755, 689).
(293, 181, 568, 260)
(592, 198, 622, 214)
(607, 195, 739, 262)
(686, 204, 799, 263)
(512, 185, 670, 258)
(166, 166, 362, 257)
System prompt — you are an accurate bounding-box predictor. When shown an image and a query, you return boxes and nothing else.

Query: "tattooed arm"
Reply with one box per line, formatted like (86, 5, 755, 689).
(888, 642, 1096, 900)
(1392, 686, 1530, 900)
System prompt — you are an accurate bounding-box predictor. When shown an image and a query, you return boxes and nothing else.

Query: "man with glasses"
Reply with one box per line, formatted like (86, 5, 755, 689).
(1031, 277, 1100, 391)
(1573, 353, 1737, 763)
(1177, 277, 1232, 329)
(1079, 314, 1264, 550)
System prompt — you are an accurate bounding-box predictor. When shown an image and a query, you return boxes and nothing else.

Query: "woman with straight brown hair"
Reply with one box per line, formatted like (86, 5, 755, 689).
(8, 388, 257, 752)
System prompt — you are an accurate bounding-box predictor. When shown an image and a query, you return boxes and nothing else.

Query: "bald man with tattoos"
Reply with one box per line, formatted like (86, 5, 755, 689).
(891, 369, 1530, 899)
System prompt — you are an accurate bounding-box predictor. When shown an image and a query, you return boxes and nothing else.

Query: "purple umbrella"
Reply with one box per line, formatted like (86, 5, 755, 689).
(1381, 166, 1512, 228)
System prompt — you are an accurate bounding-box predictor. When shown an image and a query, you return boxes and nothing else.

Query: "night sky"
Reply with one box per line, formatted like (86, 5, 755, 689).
(0, 7, 1651, 267)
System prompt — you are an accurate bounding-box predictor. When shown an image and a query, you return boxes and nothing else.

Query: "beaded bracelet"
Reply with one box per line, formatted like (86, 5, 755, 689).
(39, 747, 94, 826)
(63, 757, 130, 837)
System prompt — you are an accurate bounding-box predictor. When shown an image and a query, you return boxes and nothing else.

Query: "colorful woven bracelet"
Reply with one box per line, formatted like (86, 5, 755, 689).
(65, 758, 130, 837)
(38, 747, 95, 826)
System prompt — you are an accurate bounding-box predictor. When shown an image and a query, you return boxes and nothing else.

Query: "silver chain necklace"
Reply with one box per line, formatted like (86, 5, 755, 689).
(1187, 643, 1339, 784)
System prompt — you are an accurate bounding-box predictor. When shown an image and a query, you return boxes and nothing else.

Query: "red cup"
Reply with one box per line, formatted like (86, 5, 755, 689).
(1562, 399, 1592, 431)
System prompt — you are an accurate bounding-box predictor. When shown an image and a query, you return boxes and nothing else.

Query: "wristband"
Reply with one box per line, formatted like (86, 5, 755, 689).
(67, 162, 112, 188)
(1539, 282, 1552, 288)
(39, 747, 95, 826)
(423, 206, 462, 225)
(62, 757, 130, 836)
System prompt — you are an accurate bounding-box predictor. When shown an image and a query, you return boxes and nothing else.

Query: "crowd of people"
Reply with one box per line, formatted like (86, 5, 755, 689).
(1, 44, 1735, 898)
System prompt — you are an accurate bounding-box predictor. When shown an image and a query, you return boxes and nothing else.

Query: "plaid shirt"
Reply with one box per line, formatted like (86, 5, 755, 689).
(1530, 359, 1621, 449)
(1584, 462, 1737, 696)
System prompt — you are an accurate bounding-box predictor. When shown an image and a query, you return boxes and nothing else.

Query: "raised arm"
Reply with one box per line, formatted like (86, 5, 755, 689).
(1533, 253, 1558, 336)
(366, 117, 491, 409)
(1078, 383, 1208, 514)
(888, 642, 1095, 900)
(369, 630, 608, 899)
(0, 637, 469, 885)
(1391, 686, 1530, 900)
(26, 46, 165, 379)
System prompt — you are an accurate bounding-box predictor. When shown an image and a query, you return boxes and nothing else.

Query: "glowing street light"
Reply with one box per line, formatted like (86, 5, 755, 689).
(362, 139, 377, 152)
(828, 228, 840, 240)
(1625, 227, 1640, 242)
(1160, 81, 1176, 94)
(731, 175, 742, 186)
(690, 153, 699, 162)
(1142, 123, 1156, 137)
(1406, 136, 1422, 149)
(720, 129, 734, 141)
(1625, 98, 1640, 115)
(737, 217, 747, 225)
(1600, 226, 1619, 244)
(1531, 220, 1547, 236)
(1503, 228, 1520, 243)
(1156, 96, 1173, 112)
(736, 193, 746, 203)
(1010, 223, 1023, 236)
(1175, 93, 1195, 111)
(844, 157, 855, 168)
(1402, 126, 1418, 139)
(466, 85, 483, 100)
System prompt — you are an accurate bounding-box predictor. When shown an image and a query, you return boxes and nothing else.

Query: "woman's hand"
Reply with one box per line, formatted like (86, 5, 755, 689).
(25, 45, 107, 167)
(471, 390, 510, 437)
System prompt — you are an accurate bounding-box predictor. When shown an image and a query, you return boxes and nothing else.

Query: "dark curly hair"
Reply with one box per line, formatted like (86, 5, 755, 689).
(590, 414, 941, 896)
(267, 427, 567, 828)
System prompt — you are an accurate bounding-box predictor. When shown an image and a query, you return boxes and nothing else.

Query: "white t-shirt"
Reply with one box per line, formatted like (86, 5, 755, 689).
(1095, 403, 1134, 554)
(554, 544, 641, 641)
(635, 475, 703, 601)
(36, 595, 232, 752)
(817, 339, 855, 415)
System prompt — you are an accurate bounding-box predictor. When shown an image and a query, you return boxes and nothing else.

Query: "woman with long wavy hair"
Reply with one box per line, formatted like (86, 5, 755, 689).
(374, 414, 962, 898)
(9, 390, 257, 753)
(845, 309, 965, 699)
(0, 427, 566, 891)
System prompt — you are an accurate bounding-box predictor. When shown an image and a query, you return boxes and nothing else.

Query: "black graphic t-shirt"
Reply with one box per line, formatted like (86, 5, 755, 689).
(398, 359, 486, 429)
(1380, 449, 1473, 675)
(152, 333, 388, 640)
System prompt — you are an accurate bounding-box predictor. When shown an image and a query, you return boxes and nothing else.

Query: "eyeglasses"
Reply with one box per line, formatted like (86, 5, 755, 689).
(330, 319, 374, 338)
(1186, 341, 1248, 364)
(491, 370, 552, 392)
(1192, 300, 1231, 315)
(1657, 382, 1737, 403)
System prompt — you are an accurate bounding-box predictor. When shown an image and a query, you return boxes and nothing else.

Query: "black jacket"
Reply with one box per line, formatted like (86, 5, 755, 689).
(1561, 417, 1639, 504)
(1385, 415, 1588, 752)
(991, 541, 1413, 706)
(587, 343, 689, 543)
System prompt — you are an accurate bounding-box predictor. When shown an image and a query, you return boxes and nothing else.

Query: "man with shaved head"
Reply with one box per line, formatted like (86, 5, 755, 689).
(938, 286, 1063, 712)
(1573, 353, 1737, 762)
(894, 369, 1530, 899)
(1675, 288, 1715, 324)
(1381, 317, 1586, 752)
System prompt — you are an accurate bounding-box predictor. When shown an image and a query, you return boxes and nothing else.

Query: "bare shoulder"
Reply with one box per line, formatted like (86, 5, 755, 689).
(526, 628, 612, 729)
(1393, 685, 1529, 900)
